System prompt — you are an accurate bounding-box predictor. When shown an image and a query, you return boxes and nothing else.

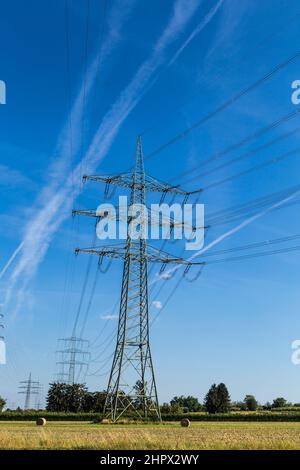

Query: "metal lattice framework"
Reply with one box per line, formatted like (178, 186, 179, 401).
(18, 372, 41, 410)
(56, 337, 90, 385)
(74, 136, 202, 421)
(0, 313, 4, 341)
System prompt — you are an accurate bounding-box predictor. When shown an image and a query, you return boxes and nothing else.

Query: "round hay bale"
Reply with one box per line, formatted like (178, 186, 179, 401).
(180, 418, 190, 428)
(36, 417, 46, 426)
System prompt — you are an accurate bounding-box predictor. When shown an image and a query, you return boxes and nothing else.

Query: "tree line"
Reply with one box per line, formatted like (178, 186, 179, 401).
(0, 382, 295, 413)
(43, 382, 294, 414)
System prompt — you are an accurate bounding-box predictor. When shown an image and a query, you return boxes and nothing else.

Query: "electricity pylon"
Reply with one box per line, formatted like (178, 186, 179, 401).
(18, 372, 40, 410)
(56, 337, 90, 384)
(0, 310, 5, 366)
(0, 312, 3, 341)
(74, 136, 202, 421)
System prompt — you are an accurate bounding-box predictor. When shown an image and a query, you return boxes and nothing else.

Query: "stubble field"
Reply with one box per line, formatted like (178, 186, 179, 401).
(1, 421, 300, 449)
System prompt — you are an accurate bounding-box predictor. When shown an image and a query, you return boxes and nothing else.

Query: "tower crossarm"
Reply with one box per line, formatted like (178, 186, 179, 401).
(83, 173, 202, 196)
(143, 174, 202, 196)
(75, 244, 204, 266)
(72, 207, 202, 230)
(83, 173, 133, 189)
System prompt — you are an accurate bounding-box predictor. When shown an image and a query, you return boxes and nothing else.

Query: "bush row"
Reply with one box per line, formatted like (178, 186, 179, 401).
(2, 411, 300, 422)
(0, 412, 95, 421)
(163, 412, 300, 421)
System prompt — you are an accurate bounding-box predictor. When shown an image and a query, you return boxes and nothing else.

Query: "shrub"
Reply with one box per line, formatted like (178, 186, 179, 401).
(244, 395, 258, 411)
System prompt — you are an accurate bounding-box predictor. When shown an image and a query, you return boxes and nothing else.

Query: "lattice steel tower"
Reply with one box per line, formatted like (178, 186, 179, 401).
(105, 137, 158, 420)
(18, 372, 40, 410)
(74, 137, 201, 421)
(56, 336, 90, 384)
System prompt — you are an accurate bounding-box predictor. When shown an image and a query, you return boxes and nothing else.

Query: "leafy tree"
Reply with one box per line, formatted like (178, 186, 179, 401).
(46, 383, 88, 412)
(66, 384, 88, 412)
(204, 383, 231, 414)
(0, 396, 6, 412)
(272, 397, 287, 408)
(170, 402, 184, 414)
(46, 383, 68, 412)
(82, 391, 106, 412)
(244, 395, 258, 411)
(170, 395, 202, 412)
(160, 402, 171, 414)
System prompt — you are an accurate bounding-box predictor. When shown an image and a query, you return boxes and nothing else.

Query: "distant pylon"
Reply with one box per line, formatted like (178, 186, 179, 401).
(74, 136, 203, 421)
(0, 310, 5, 365)
(0, 311, 4, 340)
(56, 336, 90, 384)
(18, 372, 40, 410)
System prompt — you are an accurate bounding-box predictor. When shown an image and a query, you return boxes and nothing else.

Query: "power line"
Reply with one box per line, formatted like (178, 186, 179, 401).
(200, 243, 300, 265)
(177, 108, 300, 187)
(144, 49, 300, 162)
(140, 7, 300, 137)
(194, 232, 300, 259)
(80, 0, 91, 181)
(206, 182, 300, 226)
(180, 122, 300, 185)
(202, 145, 300, 192)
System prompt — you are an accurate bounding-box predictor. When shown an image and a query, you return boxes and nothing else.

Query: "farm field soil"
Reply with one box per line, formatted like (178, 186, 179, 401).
(1, 421, 300, 450)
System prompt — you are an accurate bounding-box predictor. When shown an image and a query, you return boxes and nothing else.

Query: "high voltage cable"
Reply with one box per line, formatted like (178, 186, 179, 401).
(140, 7, 300, 137)
(177, 107, 300, 187)
(181, 123, 300, 184)
(207, 182, 300, 220)
(79, 261, 101, 337)
(150, 188, 300, 324)
(87, 48, 300, 348)
(90, 350, 114, 365)
(207, 196, 300, 228)
(72, 229, 96, 336)
(200, 243, 300, 265)
(92, 0, 108, 113)
(63, 1, 109, 345)
(150, 236, 300, 326)
(144, 49, 300, 162)
(194, 233, 300, 259)
(72, 28, 300, 380)
(202, 146, 300, 192)
(77, 23, 300, 275)
(80, 0, 91, 182)
(143, 121, 300, 323)
(58, 1, 78, 340)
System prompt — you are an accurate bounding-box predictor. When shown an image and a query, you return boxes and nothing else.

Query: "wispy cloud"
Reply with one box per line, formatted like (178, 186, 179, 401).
(152, 300, 162, 310)
(4, 0, 200, 316)
(0, 165, 33, 189)
(101, 314, 118, 321)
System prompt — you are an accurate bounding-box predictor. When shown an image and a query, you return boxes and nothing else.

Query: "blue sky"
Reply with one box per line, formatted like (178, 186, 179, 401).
(1, 0, 300, 408)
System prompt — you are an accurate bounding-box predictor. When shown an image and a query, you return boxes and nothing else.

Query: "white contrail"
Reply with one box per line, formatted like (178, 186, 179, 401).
(5, 0, 200, 315)
(1, 0, 138, 288)
(168, 0, 224, 66)
(0, 242, 24, 280)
